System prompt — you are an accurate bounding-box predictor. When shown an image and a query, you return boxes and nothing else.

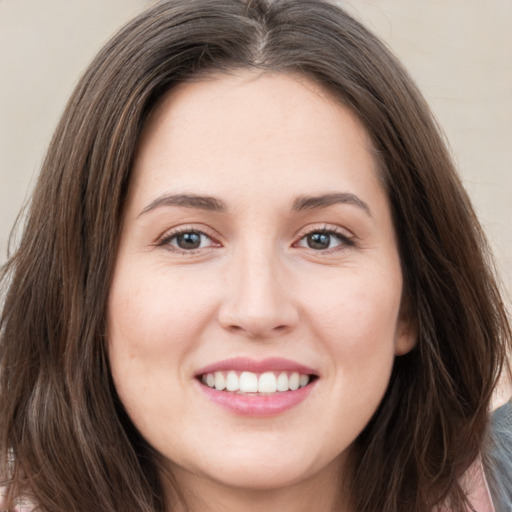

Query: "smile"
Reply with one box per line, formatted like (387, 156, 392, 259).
(195, 358, 319, 416)
(200, 370, 312, 394)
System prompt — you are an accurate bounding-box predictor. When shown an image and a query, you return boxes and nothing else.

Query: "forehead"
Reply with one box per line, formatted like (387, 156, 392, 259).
(138, 70, 373, 152)
(129, 70, 386, 214)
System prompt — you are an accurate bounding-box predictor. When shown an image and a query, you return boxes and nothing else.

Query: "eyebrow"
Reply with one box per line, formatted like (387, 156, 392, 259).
(139, 191, 371, 217)
(139, 193, 225, 216)
(292, 192, 372, 216)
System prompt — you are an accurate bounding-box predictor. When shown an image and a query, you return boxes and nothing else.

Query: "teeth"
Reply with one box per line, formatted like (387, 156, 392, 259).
(214, 371, 226, 391)
(226, 371, 238, 392)
(276, 372, 289, 392)
(258, 372, 277, 393)
(289, 372, 300, 391)
(206, 373, 215, 388)
(201, 370, 312, 394)
(239, 372, 258, 392)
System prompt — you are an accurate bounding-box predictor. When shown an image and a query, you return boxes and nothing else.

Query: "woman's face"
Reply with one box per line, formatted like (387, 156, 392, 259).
(107, 71, 415, 504)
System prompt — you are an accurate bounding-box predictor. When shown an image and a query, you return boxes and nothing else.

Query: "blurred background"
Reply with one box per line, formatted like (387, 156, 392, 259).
(0, 0, 511, 314)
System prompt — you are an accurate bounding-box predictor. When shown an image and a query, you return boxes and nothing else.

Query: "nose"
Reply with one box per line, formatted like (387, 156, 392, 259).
(217, 249, 300, 339)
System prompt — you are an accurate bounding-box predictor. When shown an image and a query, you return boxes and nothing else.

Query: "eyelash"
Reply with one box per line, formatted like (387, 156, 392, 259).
(294, 226, 356, 253)
(158, 227, 220, 253)
(157, 225, 355, 254)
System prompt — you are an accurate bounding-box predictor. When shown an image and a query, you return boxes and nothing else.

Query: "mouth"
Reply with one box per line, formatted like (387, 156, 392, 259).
(198, 370, 316, 395)
(194, 358, 319, 416)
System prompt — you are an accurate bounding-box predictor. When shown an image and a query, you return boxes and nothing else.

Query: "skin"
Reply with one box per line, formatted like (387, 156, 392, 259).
(107, 71, 416, 512)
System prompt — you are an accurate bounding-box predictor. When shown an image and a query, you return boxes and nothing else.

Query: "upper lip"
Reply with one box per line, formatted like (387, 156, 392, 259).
(195, 357, 318, 377)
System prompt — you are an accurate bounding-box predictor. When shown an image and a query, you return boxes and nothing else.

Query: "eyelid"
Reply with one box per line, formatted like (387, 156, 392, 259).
(156, 224, 222, 252)
(295, 223, 354, 240)
(154, 223, 355, 254)
(293, 223, 356, 250)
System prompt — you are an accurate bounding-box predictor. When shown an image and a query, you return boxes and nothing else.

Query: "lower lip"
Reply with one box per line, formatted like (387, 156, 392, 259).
(197, 380, 316, 417)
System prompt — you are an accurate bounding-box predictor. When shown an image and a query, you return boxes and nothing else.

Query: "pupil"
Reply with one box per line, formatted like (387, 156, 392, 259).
(308, 232, 330, 249)
(177, 232, 201, 249)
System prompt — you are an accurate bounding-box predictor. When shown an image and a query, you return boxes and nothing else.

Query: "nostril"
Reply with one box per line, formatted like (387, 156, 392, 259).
(229, 323, 291, 339)
(217, 279, 300, 337)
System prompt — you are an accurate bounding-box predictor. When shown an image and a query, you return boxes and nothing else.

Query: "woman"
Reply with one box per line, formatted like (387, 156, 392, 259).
(1, 1, 510, 511)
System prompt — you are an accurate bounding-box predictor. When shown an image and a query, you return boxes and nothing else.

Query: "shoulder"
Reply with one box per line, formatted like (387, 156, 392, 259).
(486, 400, 512, 512)
(459, 458, 495, 512)
(456, 401, 512, 512)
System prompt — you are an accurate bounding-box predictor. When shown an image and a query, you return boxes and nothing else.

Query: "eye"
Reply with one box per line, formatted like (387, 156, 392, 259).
(160, 229, 217, 252)
(295, 228, 353, 251)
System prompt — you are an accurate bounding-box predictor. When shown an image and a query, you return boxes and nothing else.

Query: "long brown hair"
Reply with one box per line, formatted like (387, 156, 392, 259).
(1, 1, 510, 511)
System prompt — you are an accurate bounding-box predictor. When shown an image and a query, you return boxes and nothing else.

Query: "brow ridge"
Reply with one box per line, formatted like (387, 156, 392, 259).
(292, 192, 371, 216)
(139, 193, 225, 216)
(140, 191, 370, 217)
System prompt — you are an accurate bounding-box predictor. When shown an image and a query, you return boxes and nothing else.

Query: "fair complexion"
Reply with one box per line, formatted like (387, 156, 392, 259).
(107, 71, 415, 512)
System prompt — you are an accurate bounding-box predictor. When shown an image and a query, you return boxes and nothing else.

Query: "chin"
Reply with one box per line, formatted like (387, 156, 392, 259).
(186, 442, 343, 493)
(203, 463, 315, 491)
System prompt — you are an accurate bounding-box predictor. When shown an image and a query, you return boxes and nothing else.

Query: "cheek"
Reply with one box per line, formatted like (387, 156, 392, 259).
(105, 267, 212, 420)
(303, 266, 401, 406)
(106, 272, 194, 432)
(307, 267, 402, 350)
(107, 263, 218, 364)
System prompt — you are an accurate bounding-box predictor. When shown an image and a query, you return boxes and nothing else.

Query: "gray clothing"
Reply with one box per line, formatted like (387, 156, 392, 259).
(487, 400, 512, 512)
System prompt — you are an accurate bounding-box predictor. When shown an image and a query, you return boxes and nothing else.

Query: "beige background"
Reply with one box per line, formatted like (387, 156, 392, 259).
(1, 0, 511, 313)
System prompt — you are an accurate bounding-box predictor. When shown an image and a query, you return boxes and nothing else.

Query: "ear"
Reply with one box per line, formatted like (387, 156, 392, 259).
(394, 314, 417, 356)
